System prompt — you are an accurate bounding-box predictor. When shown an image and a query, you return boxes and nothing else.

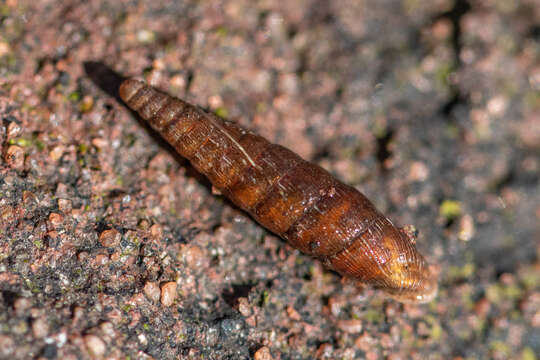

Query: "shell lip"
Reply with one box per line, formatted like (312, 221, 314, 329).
(384, 265, 439, 304)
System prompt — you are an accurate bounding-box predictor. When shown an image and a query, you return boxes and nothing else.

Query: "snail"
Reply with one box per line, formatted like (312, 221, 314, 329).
(119, 79, 438, 303)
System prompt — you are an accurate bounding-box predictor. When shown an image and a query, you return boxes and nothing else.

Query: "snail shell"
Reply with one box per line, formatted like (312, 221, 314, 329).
(119, 79, 438, 303)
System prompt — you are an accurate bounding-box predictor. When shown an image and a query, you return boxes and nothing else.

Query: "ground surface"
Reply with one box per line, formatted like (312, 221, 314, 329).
(0, 0, 539, 359)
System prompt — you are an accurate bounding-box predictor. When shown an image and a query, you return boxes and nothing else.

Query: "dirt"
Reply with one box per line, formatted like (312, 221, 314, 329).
(0, 0, 539, 359)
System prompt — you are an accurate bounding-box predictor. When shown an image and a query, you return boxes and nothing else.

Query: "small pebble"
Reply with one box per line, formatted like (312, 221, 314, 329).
(100, 322, 115, 338)
(84, 335, 106, 357)
(181, 244, 209, 269)
(32, 317, 49, 338)
(99, 229, 121, 248)
(137, 29, 156, 43)
(72, 306, 85, 324)
(22, 191, 38, 213)
(143, 281, 161, 303)
(48, 213, 63, 228)
(55, 183, 69, 198)
(79, 95, 94, 113)
(474, 297, 491, 317)
(160, 282, 177, 307)
(49, 145, 65, 161)
(5, 145, 25, 170)
(432, 18, 452, 41)
(91, 137, 108, 149)
(327, 296, 345, 317)
(366, 351, 379, 360)
(138, 219, 150, 230)
(254, 346, 273, 360)
(6, 121, 21, 139)
(208, 95, 223, 109)
(387, 353, 406, 360)
(152, 58, 165, 71)
(237, 297, 252, 317)
(170, 74, 186, 89)
(0, 335, 14, 357)
(138, 333, 148, 346)
(14, 297, 32, 316)
(286, 305, 301, 321)
(337, 319, 363, 333)
(58, 199, 72, 213)
(0, 41, 10, 57)
(0, 205, 15, 224)
(150, 224, 163, 239)
(458, 214, 475, 241)
(408, 161, 429, 182)
(93, 254, 109, 266)
(315, 343, 333, 359)
(487, 95, 508, 116)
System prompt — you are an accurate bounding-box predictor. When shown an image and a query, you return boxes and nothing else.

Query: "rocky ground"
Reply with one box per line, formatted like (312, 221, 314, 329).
(0, 0, 539, 359)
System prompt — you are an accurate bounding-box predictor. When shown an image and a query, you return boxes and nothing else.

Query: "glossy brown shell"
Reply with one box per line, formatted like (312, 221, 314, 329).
(119, 79, 438, 303)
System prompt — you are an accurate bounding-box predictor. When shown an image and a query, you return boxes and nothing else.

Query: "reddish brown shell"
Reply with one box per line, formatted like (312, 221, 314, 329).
(119, 79, 438, 303)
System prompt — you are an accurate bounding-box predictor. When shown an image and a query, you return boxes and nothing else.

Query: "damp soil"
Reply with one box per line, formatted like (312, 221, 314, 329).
(0, 1, 539, 359)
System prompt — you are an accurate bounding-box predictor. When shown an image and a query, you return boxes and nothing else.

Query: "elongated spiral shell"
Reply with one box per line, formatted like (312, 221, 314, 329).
(119, 79, 438, 303)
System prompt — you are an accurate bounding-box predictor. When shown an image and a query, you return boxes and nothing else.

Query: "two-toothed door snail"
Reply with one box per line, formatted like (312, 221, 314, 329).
(119, 79, 438, 303)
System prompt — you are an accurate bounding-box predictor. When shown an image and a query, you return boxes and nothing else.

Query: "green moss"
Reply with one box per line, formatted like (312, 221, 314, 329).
(124, 133, 137, 147)
(261, 290, 270, 306)
(8, 137, 32, 147)
(486, 284, 503, 304)
(256, 102, 267, 113)
(373, 122, 388, 140)
(439, 200, 462, 220)
(435, 63, 454, 88)
(448, 263, 475, 281)
(24, 278, 40, 294)
(472, 318, 486, 337)
(0, 4, 12, 16)
(403, 0, 421, 13)
(489, 341, 511, 357)
(364, 309, 384, 324)
(78, 143, 88, 154)
(520, 267, 540, 290)
(8, 135, 44, 151)
(215, 26, 228, 38)
(445, 123, 460, 139)
(423, 315, 443, 341)
(34, 139, 45, 151)
(0, 53, 17, 73)
(521, 347, 537, 360)
(68, 91, 81, 102)
(215, 107, 228, 118)
(503, 284, 523, 300)
(524, 90, 540, 110)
